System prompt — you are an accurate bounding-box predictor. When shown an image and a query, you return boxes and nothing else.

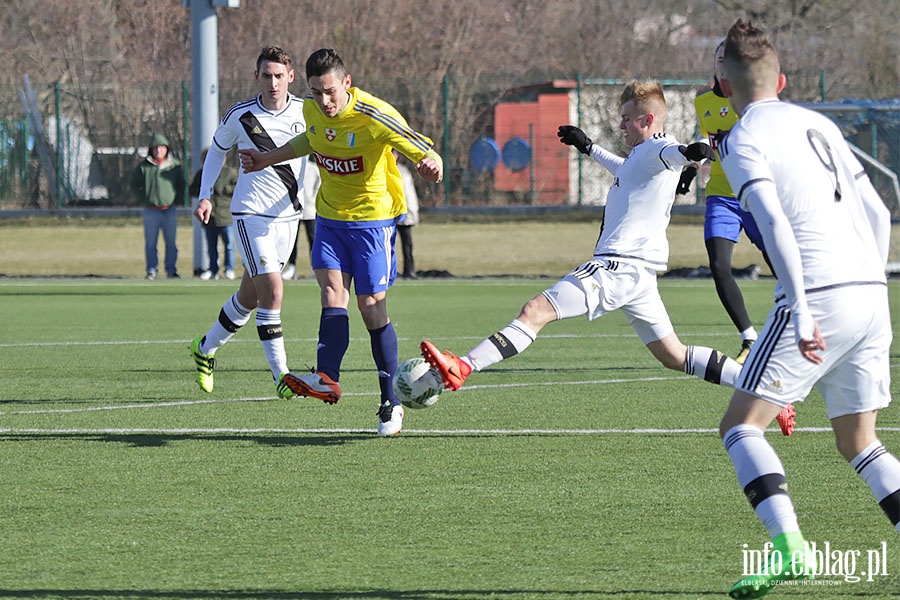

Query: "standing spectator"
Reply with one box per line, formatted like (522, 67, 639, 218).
(283, 162, 320, 280)
(130, 132, 183, 279)
(394, 149, 419, 279)
(190, 148, 238, 280)
(239, 48, 444, 435)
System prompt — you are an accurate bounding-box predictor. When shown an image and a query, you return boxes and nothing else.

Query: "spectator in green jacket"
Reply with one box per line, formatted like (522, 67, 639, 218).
(130, 132, 184, 279)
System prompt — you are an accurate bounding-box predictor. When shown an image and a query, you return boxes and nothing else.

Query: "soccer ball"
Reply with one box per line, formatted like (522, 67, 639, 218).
(392, 357, 443, 409)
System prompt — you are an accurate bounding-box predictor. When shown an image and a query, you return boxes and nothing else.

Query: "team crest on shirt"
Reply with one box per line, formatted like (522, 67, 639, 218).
(719, 106, 730, 118)
(325, 128, 337, 141)
(291, 122, 304, 134)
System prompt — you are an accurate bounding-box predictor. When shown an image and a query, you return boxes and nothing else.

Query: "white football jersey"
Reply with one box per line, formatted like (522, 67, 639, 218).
(202, 94, 308, 220)
(592, 133, 685, 271)
(719, 99, 887, 295)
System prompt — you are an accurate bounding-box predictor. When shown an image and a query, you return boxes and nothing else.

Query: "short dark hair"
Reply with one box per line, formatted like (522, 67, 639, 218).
(306, 48, 347, 80)
(256, 46, 292, 72)
(723, 19, 780, 90)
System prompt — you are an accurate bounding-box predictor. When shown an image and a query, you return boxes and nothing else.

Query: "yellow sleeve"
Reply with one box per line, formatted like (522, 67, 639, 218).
(423, 149, 443, 170)
(288, 133, 313, 157)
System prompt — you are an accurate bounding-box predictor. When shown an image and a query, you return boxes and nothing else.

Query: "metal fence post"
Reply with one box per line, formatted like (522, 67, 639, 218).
(182, 80, 190, 207)
(443, 74, 450, 206)
(576, 73, 582, 206)
(55, 82, 62, 208)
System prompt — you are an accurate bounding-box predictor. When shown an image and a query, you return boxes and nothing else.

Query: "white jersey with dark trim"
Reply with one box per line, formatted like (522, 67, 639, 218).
(718, 99, 887, 294)
(204, 94, 308, 220)
(592, 133, 684, 271)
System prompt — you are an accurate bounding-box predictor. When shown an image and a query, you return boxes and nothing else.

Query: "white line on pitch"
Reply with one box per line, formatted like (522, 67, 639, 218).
(0, 376, 689, 416)
(0, 331, 746, 348)
(1, 427, 899, 436)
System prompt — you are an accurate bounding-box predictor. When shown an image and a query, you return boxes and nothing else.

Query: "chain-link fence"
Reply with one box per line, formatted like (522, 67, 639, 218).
(1, 75, 897, 216)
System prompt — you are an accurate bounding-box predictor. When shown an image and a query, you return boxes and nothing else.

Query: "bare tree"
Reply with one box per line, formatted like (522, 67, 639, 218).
(0, 0, 896, 206)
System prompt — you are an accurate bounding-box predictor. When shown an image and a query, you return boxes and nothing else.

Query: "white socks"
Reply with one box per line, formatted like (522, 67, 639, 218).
(256, 307, 288, 378)
(201, 292, 253, 354)
(466, 319, 537, 371)
(851, 440, 900, 534)
(685, 345, 741, 387)
(723, 424, 800, 538)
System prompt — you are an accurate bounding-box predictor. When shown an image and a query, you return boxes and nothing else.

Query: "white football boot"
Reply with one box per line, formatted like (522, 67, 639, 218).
(377, 401, 404, 435)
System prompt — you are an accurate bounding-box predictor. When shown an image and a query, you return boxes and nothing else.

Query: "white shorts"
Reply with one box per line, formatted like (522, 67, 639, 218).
(737, 285, 892, 419)
(234, 215, 300, 277)
(542, 259, 675, 345)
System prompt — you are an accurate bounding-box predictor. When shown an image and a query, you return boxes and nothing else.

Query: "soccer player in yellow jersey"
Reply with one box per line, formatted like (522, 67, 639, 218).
(682, 42, 795, 436)
(240, 48, 443, 435)
(682, 41, 772, 364)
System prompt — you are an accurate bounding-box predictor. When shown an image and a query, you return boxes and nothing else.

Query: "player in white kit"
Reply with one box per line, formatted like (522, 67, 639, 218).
(189, 46, 311, 398)
(715, 20, 898, 598)
(421, 81, 750, 396)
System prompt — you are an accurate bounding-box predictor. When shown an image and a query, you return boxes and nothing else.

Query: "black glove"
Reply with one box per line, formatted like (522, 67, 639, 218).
(676, 166, 698, 195)
(679, 142, 715, 162)
(557, 125, 592, 155)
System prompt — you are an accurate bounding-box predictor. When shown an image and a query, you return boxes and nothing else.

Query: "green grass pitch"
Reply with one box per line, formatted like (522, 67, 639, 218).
(0, 277, 897, 599)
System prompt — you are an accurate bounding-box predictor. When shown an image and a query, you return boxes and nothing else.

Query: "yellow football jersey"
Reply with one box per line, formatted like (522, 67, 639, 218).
(694, 88, 738, 198)
(303, 87, 434, 224)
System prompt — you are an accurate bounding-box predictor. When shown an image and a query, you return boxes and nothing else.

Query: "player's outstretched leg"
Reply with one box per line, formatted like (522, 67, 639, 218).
(282, 370, 342, 404)
(190, 336, 216, 393)
(420, 340, 473, 391)
(728, 531, 815, 598)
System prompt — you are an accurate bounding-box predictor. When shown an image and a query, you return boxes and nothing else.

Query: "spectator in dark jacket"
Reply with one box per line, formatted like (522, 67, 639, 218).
(191, 148, 237, 280)
(130, 132, 184, 279)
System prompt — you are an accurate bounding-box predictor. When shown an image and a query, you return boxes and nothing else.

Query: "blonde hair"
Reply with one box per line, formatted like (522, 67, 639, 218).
(620, 80, 667, 117)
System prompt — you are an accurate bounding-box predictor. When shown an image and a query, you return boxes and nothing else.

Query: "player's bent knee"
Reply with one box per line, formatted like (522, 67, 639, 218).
(519, 295, 556, 329)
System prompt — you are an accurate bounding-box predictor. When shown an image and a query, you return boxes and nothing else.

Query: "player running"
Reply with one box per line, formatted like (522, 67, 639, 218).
(189, 46, 311, 399)
(422, 81, 791, 436)
(239, 48, 443, 435)
(716, 20, 898, 598)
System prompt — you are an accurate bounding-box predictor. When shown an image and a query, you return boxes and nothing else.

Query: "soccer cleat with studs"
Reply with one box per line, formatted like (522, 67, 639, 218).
(189, 336, 216, 393)
(281, 370, 342, 404)
(775, 404, 796, 437)
(736, 338, 755, 365)
(419, 340, 472, 391)
(275, 373, 296, 399)
(377, 401, 404, 435)
(728, 532, 815, 598)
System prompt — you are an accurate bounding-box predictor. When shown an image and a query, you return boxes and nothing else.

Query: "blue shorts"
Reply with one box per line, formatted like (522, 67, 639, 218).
(704, 195, 765, 250)
(311, 220, 397, 295)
